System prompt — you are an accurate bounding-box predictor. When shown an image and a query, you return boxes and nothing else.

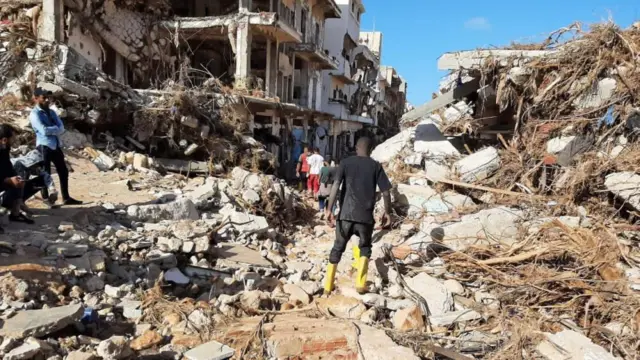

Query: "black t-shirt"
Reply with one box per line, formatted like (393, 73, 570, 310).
(335, 155, 392, 224)
(0, 149, 16, 189)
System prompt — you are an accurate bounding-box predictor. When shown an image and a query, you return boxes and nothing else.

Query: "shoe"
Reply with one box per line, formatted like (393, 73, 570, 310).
(323, 263, 337, 295)
(48, 191, 59, 204)
(63, 198, 83, 206)
(355, 256, 369, 294)
(9, 213, 34, 225)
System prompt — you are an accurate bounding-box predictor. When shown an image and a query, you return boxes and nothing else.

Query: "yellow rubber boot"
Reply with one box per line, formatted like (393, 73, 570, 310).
(324, 263, 337, 295)
(351, 245, 361, 270)
(355, 257, 369, 294)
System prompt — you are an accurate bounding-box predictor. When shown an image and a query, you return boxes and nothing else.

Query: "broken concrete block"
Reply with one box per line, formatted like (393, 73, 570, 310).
(537, 330, 617, 360)
(392, 305, 425, 331)
(283, 284, 311, 305)
(180, 115, 199, 128)
(429, 309, 482, 326)
(371, 128, 413, 163)
(157, 237, 183, 252)
(0, 304, 84, 339)
(220, 208, 269, 234)
(96, 336, 133, 360)
(605, 172, 640, 211)
(507, 66, 532, 86)
(454, 147, 500, 183)
(37, 82, 64, 95)
(424, 160, 451, 181)
(60, 130, 90, 149)
(413, 119, 460, 157)
(405, 273, 453, 316)
(242, 189, 261, 204)
(573, 77, 617, 110)
(358, 324, 421, 360)
(183, 340, 235, 360)
(46, 243, 88, 257)
(92, 151, 116, 171)
(4, 340, 43, 360)
(164, 268, 190, 285)
(318, 295, 367, 319)
(127, 199, 199, 223)
(132, 153, 148, 170)
(395, 184, 473, 216)
(546, 136, 576, 154)
(145, 250, 178, 269)
(66, 351, 97, 360)
(443, 101, 473, 123)
(130, 330, 163, 351)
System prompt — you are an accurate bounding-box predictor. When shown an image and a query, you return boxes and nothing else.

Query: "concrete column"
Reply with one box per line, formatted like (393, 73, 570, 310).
(302, 117, 309, 144)
(234, 18, 252, 89)
(239, 0, 252, 12)
(41, 0, 63, 42)
(266, 40, 278, 97)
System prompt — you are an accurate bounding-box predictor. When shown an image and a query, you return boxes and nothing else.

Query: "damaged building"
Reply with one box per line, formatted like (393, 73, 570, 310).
(0, 0, 408, 178)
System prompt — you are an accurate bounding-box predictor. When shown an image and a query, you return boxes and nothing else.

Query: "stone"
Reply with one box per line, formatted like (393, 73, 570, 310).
(413, 119, 460, 157)
(429, 309, 482, 326)
(282, 284, 310, 305)
(242, 189, 261, 204)
(59, 130, 90, 149)
(127, 199, 199, 223)
(104, 285, 124, 298)
(443, 279, 464, 295)
(454, 147, 500, 183)
(183, 340, 235, 360)
(37, 82, 64, 95)
(443, 100, 473, 123)
(393, 305, 425, 331)
(405, 273, 453, 316)
(187, 178, 218, 209)
(187, 309, 212, 329)
(219, 209, 269, 235)
(164, 268, 190, 285)
(132, 153, 149, 170)
(605, 172, 640, 211)
(85, 276, 105, 292)
(231, 167, 262, 191)
(157, 237, 183, 252)
(213, 243, 271, 267)
(360, 307, 379, 325)
(546, 136, 577, 154)
(507, 66, 532, 86)
(0, 303, 84, 339)
(66, 351, 97, 360)
(318, 295, 366, 319)
(395, 184, 473, 216)
(457, 331, 500, 353)
(130, 330, 163, 350)
(145, 250, 178, 269)
(4, 341, 42, 360)
(371, 129, 412, 163)
(474, 291, 500, 310)
(193, 236, 211, 253)
(424, 160, 451, 181)
(46, 243, 88, 257)
(121, 300, 143, 319)
(358, 324, 420, 360)
(537, 330, 617, 360)
(239, 291, 269, 310)
(97, 336, 133, 360)
(92, 151, 116, 171)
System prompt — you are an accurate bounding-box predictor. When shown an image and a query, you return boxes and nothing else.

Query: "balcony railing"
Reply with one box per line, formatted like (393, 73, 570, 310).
(277, 2, 296, 31)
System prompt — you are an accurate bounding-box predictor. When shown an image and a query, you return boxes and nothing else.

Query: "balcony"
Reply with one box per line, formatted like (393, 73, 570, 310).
(316, 0, 341, 18)
(329, 57, 355, 85)
(292, 43, 338, 70)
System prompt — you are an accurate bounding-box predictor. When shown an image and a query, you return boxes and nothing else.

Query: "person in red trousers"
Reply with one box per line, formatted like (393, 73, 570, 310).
(306, 147, 324, 198)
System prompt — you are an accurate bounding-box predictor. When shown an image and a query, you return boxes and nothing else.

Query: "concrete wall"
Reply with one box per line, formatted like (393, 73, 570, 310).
(359, 31, 382, 60)
(67, 24, 103, 69)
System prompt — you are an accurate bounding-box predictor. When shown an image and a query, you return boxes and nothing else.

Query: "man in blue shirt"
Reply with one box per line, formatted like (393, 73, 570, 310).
(29, 87, 82, 206)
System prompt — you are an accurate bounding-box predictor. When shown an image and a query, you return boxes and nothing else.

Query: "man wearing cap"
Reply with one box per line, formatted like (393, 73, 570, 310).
(29, 87, 82, 206)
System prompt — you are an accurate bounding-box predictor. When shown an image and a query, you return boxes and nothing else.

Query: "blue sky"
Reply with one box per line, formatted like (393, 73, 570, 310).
(359, 0, 639, 106)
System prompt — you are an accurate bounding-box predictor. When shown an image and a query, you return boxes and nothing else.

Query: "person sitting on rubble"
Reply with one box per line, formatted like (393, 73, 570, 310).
(323, 137, 392, 295)
(0, 125, 55, 229)
(29, 87, 82, 206)
(12, 148, 59, 208)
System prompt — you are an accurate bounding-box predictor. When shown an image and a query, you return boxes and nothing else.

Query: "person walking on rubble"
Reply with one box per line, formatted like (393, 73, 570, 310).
(306, 147, 324, 199)
(29, 87, 82, 206)
(296, 145, 310, 194)
(323, 137, 392, 294)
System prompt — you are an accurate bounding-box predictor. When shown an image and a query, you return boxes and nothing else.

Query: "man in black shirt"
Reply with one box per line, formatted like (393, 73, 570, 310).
(324, 137, 392, 294)
(0, 125, 45, 230)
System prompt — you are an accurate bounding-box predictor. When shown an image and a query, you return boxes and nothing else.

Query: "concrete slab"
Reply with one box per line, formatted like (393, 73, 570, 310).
(184, 340, 235, 360)
(0, 304, 84, 339)
(213, 243, 271, 267)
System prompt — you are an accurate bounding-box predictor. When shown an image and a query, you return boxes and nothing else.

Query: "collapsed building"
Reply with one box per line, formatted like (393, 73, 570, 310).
(0, 0, 408, 179)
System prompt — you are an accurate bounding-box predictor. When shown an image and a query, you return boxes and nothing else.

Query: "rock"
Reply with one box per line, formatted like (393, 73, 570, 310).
(37, 82, 64, 95)
(457, 331, 500, 353)
(0, 303, 84, 339)
(97, 336, 133, 360)
(130, 330, 163, 351)
(242, 189, 261, 204)
(360, 307, 379, 325)
(474, 291, 500, 310)
(146, 250, 178, 269)
(282, 284, 310, 305)
(59, 130, 90, 149)
(429, 309, 482, 326)
(393, 305, 425, 331)
(239, 291, 270, 310)
(213, 243, 271, 267)
(443, 279, 464, 295)
(231, 167, 262, 191)
(132, 153, 148, 170)
(454, 147, 500, 183)
(405, 273, 453, 316)
(127, 199, 199, 223)
(183, 340, 235, 360)
(546, 136, 576, 154)
(395, 184, 473, 216)
(371, 128, 412, 163)
(358, 324, 421, 360)
(46, 243, 88, 257)
(66, 351, 97, 360)
(157, 237, 183, 252)
(92, 150, 116, 171)
(537, 330, 617, 360)
(573, 77, 617, 110)
(605, 172, 640, 211)
(4, 340, 43, 360)
(424, 160, 451, 181)
(193, 236, 210, 253)
(507, 67, 531, 86)
(104, 285, 124, 298)
(121, 300, 143, 319)
(85, 276, 105, 292)
(187, 309, 212, 329)
(164, 268, 190, 285)
(187, 178, 218, 209)
(219, 210, 269, 235)
(318, 295, 366, 319)
(443, 100, 473, 123)
(413, 119, 460, 157)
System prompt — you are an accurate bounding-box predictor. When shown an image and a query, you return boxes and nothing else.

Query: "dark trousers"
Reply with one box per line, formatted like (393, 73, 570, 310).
(329, 220, 374, 264)
(1, 175, 46, 208)
(39, 146, 69, 200)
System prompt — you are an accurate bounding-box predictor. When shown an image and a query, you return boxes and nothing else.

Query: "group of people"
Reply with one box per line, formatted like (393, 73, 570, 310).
(295, 146, 338, 217)
(0, 87, 82, 233)
(296, 138, 393, 295)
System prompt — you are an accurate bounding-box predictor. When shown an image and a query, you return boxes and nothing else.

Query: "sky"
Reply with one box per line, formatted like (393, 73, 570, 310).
(358, 0, 639, 106)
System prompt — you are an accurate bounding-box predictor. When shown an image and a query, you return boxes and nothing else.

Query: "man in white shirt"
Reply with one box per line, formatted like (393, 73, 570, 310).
(306, 147, 324, 198)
